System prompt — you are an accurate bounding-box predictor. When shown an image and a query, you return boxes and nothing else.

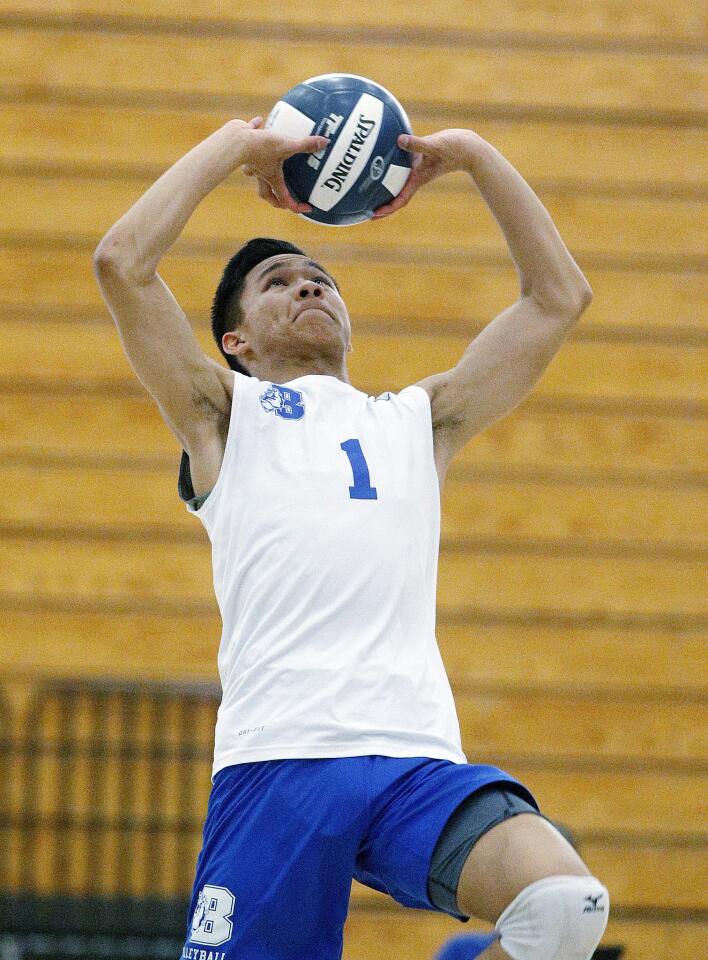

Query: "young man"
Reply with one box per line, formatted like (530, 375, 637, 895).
(93, 117, 609, 960)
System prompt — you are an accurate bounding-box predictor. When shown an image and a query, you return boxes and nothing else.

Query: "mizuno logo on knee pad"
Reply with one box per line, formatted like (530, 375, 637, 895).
(583, 893, 605, 913)
(495, 875, 610, 960)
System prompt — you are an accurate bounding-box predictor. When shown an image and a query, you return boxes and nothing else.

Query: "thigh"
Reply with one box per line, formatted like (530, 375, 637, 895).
(428, 784, 547, 921)
(456, 809, 591, 923)
(354, 757, 537, 917)
(184, 759, 367, 960)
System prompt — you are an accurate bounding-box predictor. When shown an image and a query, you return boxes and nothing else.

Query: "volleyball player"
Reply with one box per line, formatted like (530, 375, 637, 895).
(93, 117, 609, 960)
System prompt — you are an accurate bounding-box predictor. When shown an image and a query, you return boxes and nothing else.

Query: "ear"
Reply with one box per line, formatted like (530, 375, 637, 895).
(222, 329, 250, 359)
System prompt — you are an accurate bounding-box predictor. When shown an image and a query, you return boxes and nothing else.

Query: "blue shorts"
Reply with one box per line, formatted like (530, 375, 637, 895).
(181, 755, 537, 960)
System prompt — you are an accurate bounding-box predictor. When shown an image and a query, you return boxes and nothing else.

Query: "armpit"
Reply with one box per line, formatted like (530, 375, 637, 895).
(191, 383, 231, 430)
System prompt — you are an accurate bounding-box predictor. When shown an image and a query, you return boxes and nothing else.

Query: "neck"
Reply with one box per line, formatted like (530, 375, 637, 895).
(248, 357, 350, 384)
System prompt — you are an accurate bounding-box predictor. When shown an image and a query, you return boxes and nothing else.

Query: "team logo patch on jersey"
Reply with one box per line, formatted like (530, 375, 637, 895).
(259, 384, 305, 420)
(187, 884, 235, 948)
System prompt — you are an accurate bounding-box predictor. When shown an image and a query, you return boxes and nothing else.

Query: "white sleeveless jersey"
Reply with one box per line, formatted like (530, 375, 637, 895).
(180, 372, 467, 777)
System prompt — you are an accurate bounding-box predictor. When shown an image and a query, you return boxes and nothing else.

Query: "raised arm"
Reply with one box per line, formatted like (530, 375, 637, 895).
(93, 118, 328, 491)
(373, 129, 592, 478)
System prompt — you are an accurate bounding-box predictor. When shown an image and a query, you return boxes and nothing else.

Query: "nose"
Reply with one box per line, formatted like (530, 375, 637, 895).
(298, 280, 323, 298)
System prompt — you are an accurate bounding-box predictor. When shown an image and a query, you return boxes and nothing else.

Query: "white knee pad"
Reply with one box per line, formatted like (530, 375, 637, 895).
(495, 875, 609, 960)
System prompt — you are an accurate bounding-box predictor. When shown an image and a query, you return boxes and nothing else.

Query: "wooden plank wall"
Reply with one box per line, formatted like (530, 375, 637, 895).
(0, 2, 706, 957)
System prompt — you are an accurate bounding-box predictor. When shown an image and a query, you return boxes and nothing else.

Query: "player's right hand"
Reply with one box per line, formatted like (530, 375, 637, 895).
(228, 117, 329, 214)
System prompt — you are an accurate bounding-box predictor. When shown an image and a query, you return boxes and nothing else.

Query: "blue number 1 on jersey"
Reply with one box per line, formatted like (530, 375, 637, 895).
(340, 439, 378, 500)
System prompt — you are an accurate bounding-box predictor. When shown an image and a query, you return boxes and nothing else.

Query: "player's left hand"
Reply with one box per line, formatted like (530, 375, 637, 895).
(371, 128, 478, 220)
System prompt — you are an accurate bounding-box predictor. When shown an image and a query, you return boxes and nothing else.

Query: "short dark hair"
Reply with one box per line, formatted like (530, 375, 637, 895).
(210, 237, 308, 375)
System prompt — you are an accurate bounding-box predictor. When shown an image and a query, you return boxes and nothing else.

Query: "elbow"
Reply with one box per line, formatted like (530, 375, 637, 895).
(576, 278, 593, 312)
(93, 233, 127, 275)
(562, 272, 594, 315)
(532, 278, 593, 321)
(93, 233, 150, 285)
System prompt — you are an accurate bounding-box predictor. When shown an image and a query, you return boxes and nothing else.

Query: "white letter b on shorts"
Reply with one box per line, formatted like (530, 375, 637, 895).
(190, 884, 236, 946)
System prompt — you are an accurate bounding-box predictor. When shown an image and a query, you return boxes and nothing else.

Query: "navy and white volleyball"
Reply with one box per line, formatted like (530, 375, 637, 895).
(265, 74, 413, 226)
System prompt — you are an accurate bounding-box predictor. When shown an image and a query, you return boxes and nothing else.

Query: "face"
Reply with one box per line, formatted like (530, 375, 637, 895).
(223, 254, 351, 373)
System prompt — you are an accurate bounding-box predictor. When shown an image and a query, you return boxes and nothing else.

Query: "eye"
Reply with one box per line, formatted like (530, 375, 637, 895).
(266, 276, 284, 288)
(314, 275, 333, 287)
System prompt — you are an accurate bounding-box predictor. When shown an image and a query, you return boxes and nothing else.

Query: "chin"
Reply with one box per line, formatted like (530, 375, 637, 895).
(294, 314, 341, 342)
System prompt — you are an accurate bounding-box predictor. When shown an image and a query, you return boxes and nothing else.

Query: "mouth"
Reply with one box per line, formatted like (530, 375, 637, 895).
(293, 304, 334, 322)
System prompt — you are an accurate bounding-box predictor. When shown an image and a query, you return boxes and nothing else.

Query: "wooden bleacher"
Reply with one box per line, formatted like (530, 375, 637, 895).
(2, 0, 703, 40)
(0, 1, 705, 958)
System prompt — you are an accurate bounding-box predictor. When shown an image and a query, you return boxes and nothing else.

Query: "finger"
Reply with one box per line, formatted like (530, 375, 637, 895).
(280, 135, 330, 158)
(372, 186, 413, 219)
(265, 174, 312, 214)
(269, 173, 295, 211)
(256, 177, 280, 208)
(369, 204, 393, 221)
(371, 172, 420, 219)
(271, 172, 310, 213)
(268, 182, 290, 210)
(397, 133, 433, 155)
(371, 193, 409, 220)
(248, 116, 264, 128)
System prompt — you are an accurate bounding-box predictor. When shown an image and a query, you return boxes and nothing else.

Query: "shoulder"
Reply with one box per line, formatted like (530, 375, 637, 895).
(409, 374, 457, 483)
(412, 372, 447, 422)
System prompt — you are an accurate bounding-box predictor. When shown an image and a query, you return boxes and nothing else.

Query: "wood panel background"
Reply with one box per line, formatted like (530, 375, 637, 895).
(0, 1, 706, 957)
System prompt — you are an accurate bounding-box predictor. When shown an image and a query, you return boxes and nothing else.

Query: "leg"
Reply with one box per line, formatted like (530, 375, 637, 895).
(456, 813, 605, 959)
(456, 812, 589, 922)
(185, 760, 362, 959)
(473, 937, 514, 960)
